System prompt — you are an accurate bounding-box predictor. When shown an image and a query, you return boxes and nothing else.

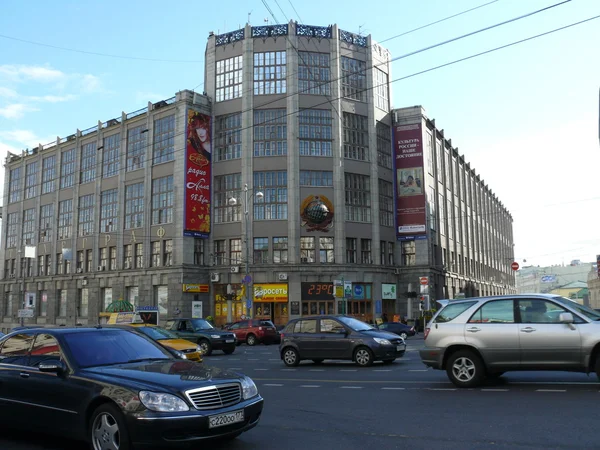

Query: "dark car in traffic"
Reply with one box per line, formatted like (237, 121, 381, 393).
(0, 326, 263, 448)
(376, 322, 415, 340)
(165, 318, 237, 356)
(279, 315, 406, 367)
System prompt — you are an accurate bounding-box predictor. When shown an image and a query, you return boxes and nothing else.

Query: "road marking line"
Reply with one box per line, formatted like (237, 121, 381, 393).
(269, 358, 280, 361)
(229, 358, 240, 361)
(263, 383, 284, 387)
(229, 368, 242, 370)
(252, 378, 450, 384)
(428, 388, 457, 391)
(481, 389, 509, 392)
(254, 368, 268, 371)
(409, 369, 428, 372)
(249, 358, 259, 361)
(536, 389, 566, 392)
(281, 369, 296, 371)
(300, 385, 320, 388)
(340, 386, 363, 389)
(340, 369, 357, 372)
(309, 369, 325, 372)
(382, 387, 406, 390)
(374, 369, 392, 372)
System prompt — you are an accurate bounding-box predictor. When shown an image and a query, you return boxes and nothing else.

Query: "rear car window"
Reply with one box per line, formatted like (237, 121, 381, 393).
(435, 301, 477, 323)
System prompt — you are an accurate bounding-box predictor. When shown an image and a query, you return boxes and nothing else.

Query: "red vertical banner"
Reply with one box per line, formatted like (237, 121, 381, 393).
(393, 123, 427, 241)
(184, 110, 211, 238)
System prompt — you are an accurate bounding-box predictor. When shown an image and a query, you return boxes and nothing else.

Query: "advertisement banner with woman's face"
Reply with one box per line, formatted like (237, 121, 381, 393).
(184, 110, 212, 237)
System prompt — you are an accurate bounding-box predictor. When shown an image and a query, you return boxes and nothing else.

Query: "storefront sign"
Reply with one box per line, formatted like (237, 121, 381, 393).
(301, 282, 334, 300)
(191, 301, 203, 318)
(382, 283, 396, 300)
(344, 281, 352, 299)
(182, 284, 209, 293)
(184, 110, 212, 238)
(253, 283, 288, 303)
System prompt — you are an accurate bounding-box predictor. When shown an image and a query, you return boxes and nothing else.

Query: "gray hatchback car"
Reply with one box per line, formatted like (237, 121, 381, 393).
(420, 294, 600, 388)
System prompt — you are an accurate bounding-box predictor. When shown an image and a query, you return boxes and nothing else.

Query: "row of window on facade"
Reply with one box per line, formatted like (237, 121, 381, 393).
(214, 109, 393, 168)
(211, 236, 411, 266)
(2, 286, 168, 319)
(215, 51, 389, 113)
(7, 117, 177, 204)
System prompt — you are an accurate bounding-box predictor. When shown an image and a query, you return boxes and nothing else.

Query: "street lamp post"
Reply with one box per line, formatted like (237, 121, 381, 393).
(228, 184, 263, 320)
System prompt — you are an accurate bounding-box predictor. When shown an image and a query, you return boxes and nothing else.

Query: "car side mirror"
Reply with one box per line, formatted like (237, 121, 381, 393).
(559, 312, 574, 324)
(39, 360, 67, 375)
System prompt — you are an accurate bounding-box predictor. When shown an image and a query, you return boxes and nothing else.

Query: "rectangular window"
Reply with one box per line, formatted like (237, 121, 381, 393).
(103, 288, 113, 312)
(273, 237, 288, 263)
(25, 161, 38, 199)
(253, 109, 287, 156)
(125, 183, 144, 228)
(77, 250, 84, 271)
(253, 51, 287, 95)
(300, 237, 315, 263)
(135, 243, 144, 268)
(214, 113, 242, 161)
(58, 290, 67, 317)
(151, 241, 161, 267)
(126, 126, 147, 171)
(214, 240, 226, 265)
(374, 68, 389, 111)
(45, 254, 51, 275)
(253, 171, 288, 220)
(439, 194, 446, 236)
(78, 194, 95, 236)
(216, 55, 243, 102)
(86, 250, 93, 272)
(345, 173, 371, 222)
(57, 199, 73, 239)
(299, 170, 333, 186)
(60, 148, 75, 189)
(102, 133, 120, 178)
(378, 179, 394, 227)
(100, 189, 118, 233)
(39, 204, 54, 242)
(4, 293, 13, 316)
(319, 237, 334, 263)
(402, 241, 416, 266)
(79, 288, 89, 318)
(380, 240, 386, 265)
(22, 208, 35, 244)
(9, 167, 22, 203)
(230, 238, 242, 264)
(124, 244, 133, 269)
(428, 186, 436, 231)
(99, 247, 108, 269)
(152, 176, 174, 224)
(254, 238, 269, 264)
(299, 109, 333, 157)
(128, 286, 139, 308)
(153, 115, 175, 164)
(80, 142, 96, 184)
(163, 240, 173, 266)
(361, 239, 372, 264)
(388, 242, 395, 266)
(343, 113, 369, 161)
(376, 122, 392, 169)
(110, 247, 117, 270)
(194, 239, 204, 265)
(346, 238, 357, 264)
(298, 51, 331, 95)
(6, 212, 19, 248)
(40, 291, 48, 317)
(214, 174, 242, 223)
(341, 56, 366, 102)
(426, 131, 434, 175)
(41, 155, 56, 194)
(38, 255, 44, 276)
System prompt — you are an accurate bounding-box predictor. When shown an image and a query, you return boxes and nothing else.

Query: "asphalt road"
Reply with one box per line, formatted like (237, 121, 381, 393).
(2, 337, 599, 449)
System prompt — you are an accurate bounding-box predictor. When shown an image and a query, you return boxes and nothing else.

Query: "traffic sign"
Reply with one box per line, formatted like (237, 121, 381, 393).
(419, 277, 428, 285)
(511, 262, 519, 271)
(246, 299, 252, 309)
(18, 309, 34, 318)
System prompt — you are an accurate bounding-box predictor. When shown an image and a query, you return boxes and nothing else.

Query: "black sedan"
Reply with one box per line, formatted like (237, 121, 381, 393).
(376, 322, 416, 340)
(165, 318, 237, 356)
(0, 326, 263, 449)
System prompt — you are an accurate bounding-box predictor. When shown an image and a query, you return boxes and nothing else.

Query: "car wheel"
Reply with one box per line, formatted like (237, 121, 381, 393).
(282, 347, 300, 367)
(198, 339, 212, 356)
(246, 334, 257, 346)
(312, 359, 324, 364)
(223, 348, 235, 355)
(382, 359, 395, 364)
(399, 332, 408, 340)
(446, 350, 485, 388)
(354, 347, 374, 367)
(90, 403, 130, 450)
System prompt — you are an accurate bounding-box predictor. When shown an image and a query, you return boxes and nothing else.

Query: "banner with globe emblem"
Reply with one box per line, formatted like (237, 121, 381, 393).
(300, 195, 334, 232)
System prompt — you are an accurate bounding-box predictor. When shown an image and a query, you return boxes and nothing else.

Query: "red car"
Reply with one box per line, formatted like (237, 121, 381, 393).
(226, 319, 278, 346)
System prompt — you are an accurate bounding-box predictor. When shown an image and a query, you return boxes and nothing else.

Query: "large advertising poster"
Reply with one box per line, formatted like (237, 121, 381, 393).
(184, 110, 212, 237)
(393, 123, 427, 241)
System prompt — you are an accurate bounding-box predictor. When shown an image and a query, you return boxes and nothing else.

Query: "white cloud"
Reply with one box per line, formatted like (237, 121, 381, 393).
(0, 87, 18, 98)
(135, 91, 167, 103)
(25, 94, 77, 103)
(79, 74, 101, 93)
(0, 104, 39, 119)
(0, 64, 65, 83)
(0, 129, 53, 148)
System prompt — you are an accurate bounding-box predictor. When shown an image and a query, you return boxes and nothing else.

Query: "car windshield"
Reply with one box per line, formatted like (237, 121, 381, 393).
(191, 319, 214, 330)
(63, 330, 172, 368)
(135, 326, 178, 340)
(338, 316, 374, 331)
(552, 296, 600, 321)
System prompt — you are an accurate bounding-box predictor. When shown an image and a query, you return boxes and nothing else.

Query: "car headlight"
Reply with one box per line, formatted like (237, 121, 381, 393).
(139, 391, 189, 412)
(373, 338, 391, 345)
(172, 349, 187, 359)
(196, 345, 202, 353)
(211, 335, 221, 339)
(240, 377, 258, 400)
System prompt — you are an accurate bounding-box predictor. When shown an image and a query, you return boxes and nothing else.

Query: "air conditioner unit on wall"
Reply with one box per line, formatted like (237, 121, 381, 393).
(76, 268, 83, 274)
(97, 266, 105, 271)
(230, 266, 240, 273)
(211, 273, 220, 282)
(278, 273, 288, 281)
(301, 257, 308, 263)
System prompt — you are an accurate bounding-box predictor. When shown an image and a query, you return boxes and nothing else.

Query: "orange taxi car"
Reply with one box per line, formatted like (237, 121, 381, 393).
(125, 324, 203, 362)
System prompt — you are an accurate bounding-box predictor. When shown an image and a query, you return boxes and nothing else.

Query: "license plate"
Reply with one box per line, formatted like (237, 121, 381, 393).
(396, 345, 404, 351)
(226, 339, 235, 343)
(208, 410, 244, 429)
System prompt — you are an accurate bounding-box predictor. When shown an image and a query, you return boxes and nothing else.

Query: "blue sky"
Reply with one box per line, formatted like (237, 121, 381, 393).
(1, 0, 599, 268)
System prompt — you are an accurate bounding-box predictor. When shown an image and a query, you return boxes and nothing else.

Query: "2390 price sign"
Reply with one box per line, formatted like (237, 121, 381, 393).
(301, 282, 335, 300)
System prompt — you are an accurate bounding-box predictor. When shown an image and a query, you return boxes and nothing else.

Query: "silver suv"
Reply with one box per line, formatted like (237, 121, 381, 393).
(419, 294, 600, 388)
